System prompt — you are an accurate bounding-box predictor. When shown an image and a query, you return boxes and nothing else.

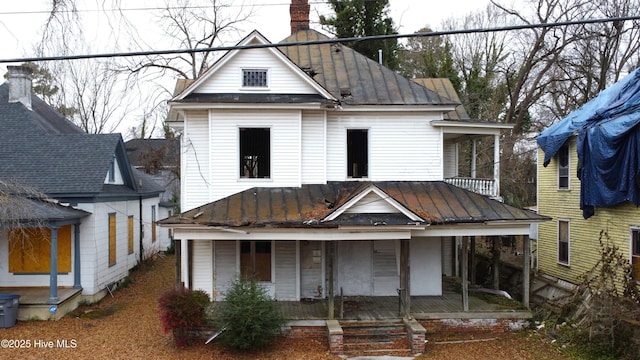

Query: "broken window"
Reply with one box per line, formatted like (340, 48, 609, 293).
(240, 241, 272, 282)
(242, 69, 268, 87)
(240, 128, 270, 178)
(558, 220, 570, 265)
(558, 144, 569, 189)
(347, 129, 368, 178)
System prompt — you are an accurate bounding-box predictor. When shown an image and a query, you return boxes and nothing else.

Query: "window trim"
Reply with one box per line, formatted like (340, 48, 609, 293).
(557, 143, 570, 190)
(347, 128, 369, 179)
(558, 219, 570, 266)
(241, 68, 269, 89)
(239, 127, 272, 180)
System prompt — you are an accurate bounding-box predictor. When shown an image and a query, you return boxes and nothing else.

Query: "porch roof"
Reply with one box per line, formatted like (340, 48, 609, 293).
(160, 181, 549, 228)
(0, 196, 89, 228)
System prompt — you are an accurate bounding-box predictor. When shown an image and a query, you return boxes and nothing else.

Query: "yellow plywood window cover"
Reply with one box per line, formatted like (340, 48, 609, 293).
(109, 214, 116, 266)
(8, 226, 72, 273)
(128, 216, 134, 254)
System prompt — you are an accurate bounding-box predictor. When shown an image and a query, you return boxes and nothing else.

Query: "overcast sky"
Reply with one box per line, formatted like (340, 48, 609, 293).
(0, 0, 490, 69)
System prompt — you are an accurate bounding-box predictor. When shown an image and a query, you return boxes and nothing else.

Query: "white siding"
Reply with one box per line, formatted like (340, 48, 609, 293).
(373, 240, 399, 296)
(195, 48, 317, 94)
(443, 141, 458, 178)
(192, 240, 213, 295)
(208, 109, 301, 201)
(326, 112, 443, 181)
(213, 241, 236, 300)
(182, 110, 210, 211)
(274, 241, 297, 300)
(301, 111, 326, 184)
(410, 237, 442, 296)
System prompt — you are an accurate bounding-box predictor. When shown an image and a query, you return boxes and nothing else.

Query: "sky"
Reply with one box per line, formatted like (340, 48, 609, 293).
(0, 0, 490, 67)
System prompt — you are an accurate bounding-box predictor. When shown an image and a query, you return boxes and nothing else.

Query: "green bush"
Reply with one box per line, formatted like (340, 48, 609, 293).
(215, 276, 285, 350)
(158, 287, 211, 347)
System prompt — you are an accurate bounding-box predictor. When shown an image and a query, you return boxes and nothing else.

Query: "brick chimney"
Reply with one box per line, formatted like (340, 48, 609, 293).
(290, 0, 310, 34)
(7, 65, 33, 110)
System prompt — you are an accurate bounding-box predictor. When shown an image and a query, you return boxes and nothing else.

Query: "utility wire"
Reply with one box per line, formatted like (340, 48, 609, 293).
(1, 15, 639, 63)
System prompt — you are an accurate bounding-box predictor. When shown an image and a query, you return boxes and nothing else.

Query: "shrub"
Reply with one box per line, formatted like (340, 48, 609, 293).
(215, 276, 285, 350)
(158, 286, 210, 347)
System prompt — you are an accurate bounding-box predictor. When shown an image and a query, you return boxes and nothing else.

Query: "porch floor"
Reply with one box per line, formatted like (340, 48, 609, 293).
(275, 291, 530, 321)
(0, 287, 81, 305)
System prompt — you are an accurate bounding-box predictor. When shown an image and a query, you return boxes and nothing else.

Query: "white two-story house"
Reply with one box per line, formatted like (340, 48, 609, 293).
(161, 2, 547, 313)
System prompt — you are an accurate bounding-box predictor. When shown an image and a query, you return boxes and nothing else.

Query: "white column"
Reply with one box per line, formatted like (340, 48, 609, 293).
(181, 239, 189, 288)
(494, 134, 500, 197)
(471, 139, 477, 178)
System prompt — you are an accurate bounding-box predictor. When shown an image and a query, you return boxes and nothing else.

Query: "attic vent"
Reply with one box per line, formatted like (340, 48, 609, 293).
(340, 88, 352, 98)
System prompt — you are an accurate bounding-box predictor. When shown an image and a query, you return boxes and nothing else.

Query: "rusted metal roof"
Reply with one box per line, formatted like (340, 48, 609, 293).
(278, 30, 460, 107)
(161, 181, 549, 228)
(412, 78, 470, 120)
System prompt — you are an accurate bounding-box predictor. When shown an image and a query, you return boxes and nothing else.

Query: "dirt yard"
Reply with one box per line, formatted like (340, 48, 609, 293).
(0, 254, 573, 359)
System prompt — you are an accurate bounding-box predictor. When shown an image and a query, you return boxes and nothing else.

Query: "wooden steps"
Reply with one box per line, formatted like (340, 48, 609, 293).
(340, 320, 411, 355)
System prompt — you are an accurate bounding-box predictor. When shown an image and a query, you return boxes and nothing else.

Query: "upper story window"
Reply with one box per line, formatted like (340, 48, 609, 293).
(108, 156, 116, 183)
(347, 129, 368, 178)
(632, 228, 640, 282)
(558, 144, 569, 190)
(242, 69, 268, 88)
(240, 128, 270, 179)
(558, 219, 570, 265)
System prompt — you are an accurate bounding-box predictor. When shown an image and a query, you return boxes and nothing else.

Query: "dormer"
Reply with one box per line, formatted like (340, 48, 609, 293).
(105, 154, 125, 185)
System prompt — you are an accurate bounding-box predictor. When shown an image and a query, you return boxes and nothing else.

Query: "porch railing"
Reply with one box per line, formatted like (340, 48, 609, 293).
(444, 177, 497, 198)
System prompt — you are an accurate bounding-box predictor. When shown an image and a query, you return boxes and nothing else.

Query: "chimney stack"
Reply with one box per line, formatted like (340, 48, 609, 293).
(290, 0, 310, 35)
(7, 65, 33, 110)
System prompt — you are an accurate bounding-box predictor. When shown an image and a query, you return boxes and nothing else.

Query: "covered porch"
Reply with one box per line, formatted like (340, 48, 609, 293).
(0, 287, 83, 321)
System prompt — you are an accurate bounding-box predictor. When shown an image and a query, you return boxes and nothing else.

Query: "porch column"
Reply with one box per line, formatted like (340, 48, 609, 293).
(471, 139, 477, 178)
(48, 225, 59, 303)
(470, 236, 476, 285)
(73, 223, 81, 289)
(523, 235, 531, 309)
(180, 239, 189, 288)
(400, 239, 411, 318)
(494, 134, 500, 197)
(327, 241, 335, 320)
(461, 236, 469, 311)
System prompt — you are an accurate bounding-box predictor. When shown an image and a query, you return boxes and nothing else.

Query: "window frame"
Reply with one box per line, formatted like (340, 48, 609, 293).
(109, 213, 117, 267)
(239, 127, 271, 179)
(241, 68, 268, 88)
(557, 143, 570, 190)
(631, 227, 640, 282)
(240, 240, 273, 282)
(347, 129, 369, 179)
(558, 219, 570, 266)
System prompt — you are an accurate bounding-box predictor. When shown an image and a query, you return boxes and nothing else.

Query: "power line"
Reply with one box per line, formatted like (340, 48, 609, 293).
(1, 15, 638, 64)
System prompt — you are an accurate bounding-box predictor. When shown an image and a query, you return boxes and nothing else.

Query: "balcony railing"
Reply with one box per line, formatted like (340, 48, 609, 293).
(444, 177, 497, 198)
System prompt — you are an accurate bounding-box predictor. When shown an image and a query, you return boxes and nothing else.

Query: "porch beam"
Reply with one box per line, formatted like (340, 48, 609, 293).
(48, 225, 59, 303)
(73, 223, 81, 289)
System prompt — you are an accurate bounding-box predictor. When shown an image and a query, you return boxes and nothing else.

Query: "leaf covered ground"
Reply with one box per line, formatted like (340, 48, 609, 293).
(0, 254, 574, 359)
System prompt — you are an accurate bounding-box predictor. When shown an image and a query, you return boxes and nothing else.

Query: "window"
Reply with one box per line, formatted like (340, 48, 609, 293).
(128, 215, 134, 254)
(632, 228, 640, 282)
(558, 144, 569, 189)
(240, 241, 272, 281)
(151, 205, 157, 243)
(347, 129, 368, 178)
(558, 220, 570, 265)
(109, 213, 117, 266)
(8, 226, 72, 273)
(240, 128, 270, 178)
(242, 69, 267, 87)
(108, 156, 116, 183)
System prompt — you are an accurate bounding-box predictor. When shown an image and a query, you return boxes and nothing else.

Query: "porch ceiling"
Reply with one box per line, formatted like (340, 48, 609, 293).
(161, 181, 549, 229)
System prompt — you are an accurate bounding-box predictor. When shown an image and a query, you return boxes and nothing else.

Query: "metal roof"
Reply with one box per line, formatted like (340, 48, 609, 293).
(161, 181, 548, 228)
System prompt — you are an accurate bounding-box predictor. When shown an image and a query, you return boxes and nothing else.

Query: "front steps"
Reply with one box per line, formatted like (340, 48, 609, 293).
(327, 318, 426, 356)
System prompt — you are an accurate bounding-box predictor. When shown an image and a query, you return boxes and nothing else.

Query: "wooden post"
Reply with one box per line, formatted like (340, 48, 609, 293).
(461, 236, 469, 311)
(492, 236, 500, 290)
(470, 236, 476, 285)
(400, 239, 411, 318)
(523, 235, 531, 309)
(327, 241, 335, 320)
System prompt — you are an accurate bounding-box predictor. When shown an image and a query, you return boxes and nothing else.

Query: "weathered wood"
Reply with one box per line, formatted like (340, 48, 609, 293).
(492, 236, 500, 290)
(523, 235, 530, 309)
(462, 236, 469, 311)
(328, 241, 335, 320)
(470, 236, 476, 285)
(400, 239, 410, 318)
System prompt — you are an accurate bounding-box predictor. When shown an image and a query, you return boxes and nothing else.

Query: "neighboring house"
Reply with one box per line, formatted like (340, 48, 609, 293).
(160, 1, 548, 312)
(0, 66, 164, 320)
(536, 68, 640, 296)
(125, 138, 180, 251)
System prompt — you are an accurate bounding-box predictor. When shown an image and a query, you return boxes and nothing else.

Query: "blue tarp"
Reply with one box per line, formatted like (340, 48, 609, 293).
(537, 68, 640, 218)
